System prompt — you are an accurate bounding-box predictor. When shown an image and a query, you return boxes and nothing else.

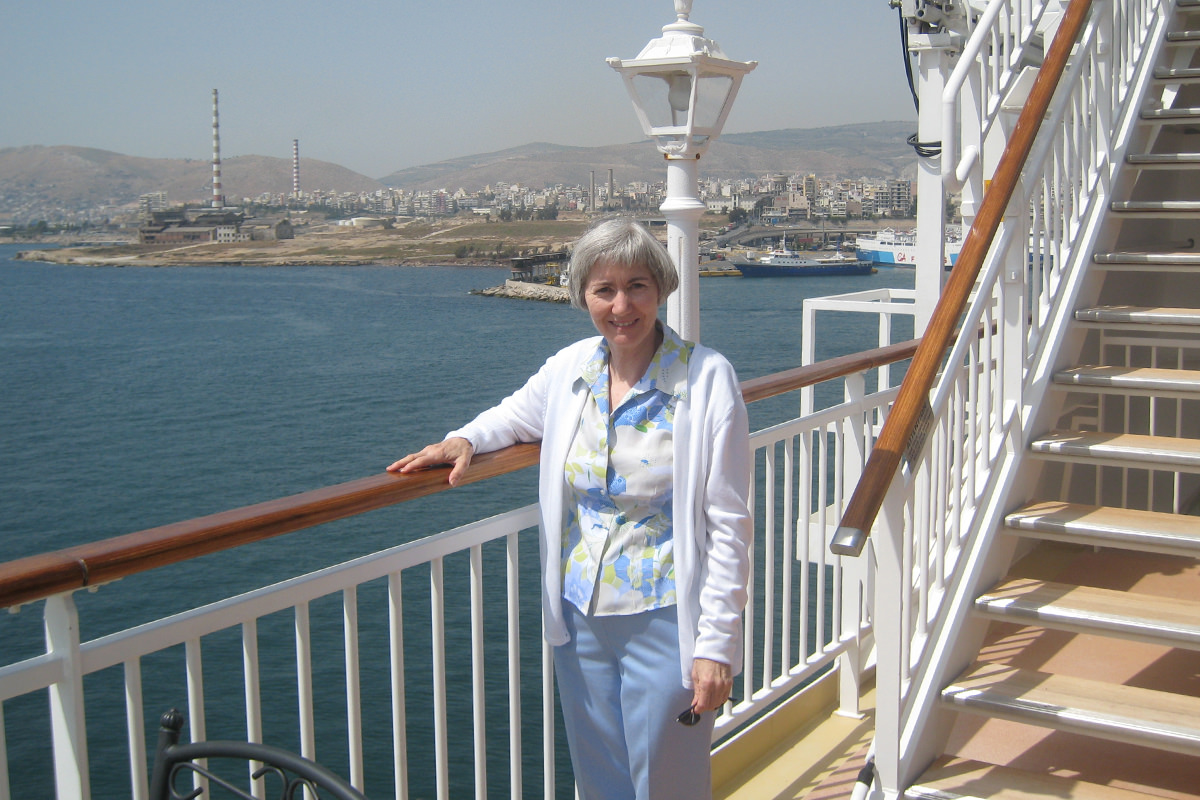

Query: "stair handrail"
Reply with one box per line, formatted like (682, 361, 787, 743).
(830, 0, 1094, 557)
(0, 339, 919, 610)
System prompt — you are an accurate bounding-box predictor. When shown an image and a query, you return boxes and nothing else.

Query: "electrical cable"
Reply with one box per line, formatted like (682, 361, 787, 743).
(899, 3, 943, 159)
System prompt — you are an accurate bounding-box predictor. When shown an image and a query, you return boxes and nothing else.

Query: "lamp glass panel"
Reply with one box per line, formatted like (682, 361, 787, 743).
(693, 74, 734, 129)
(631, 71, 693, 129)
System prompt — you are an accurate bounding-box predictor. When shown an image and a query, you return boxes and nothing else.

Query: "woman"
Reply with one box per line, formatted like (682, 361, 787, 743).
(388, 218, 752, 800)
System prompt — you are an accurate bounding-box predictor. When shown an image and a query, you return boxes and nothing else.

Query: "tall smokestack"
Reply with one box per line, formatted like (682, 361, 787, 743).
(590, 171, 596, 214)
(211, 89, 224, 209)
(292, 139, 300, 197)
(608, 169, 615, 210)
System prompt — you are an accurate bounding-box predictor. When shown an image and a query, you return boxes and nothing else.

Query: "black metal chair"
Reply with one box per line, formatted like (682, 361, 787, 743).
(149, 709, 368, 800)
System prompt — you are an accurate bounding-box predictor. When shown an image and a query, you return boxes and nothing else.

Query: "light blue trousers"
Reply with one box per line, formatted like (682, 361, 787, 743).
(554, 604, 716, 800)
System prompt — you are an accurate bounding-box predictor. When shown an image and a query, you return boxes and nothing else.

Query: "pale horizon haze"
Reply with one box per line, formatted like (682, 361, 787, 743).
(2, 1, 917, 179)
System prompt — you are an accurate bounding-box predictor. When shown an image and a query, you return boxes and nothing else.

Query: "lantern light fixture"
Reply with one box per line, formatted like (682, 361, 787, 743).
(607, 0, 757, 157)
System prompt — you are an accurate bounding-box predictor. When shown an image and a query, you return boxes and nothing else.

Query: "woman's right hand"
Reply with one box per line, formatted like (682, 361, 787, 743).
(387, 437, 475, 487)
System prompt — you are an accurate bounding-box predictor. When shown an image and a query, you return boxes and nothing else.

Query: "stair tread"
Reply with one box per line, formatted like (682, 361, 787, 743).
(1125, 153, 1200, 168)
(941, 663, 1200, 754)
(1005, 501, 1200, 556)
(1075, 305, 1200, 324)
(1055, 365, 1200, 394)
(1110, 200, 1200, 210)
(977, 579, 1200, 648)
(1141, 106, 1200, 119)
(1154, 67, 1200, 79)
(1029, 429, 1200, 469)
(907, 757, 1175, 800)
(1094, 250, 1200, 263)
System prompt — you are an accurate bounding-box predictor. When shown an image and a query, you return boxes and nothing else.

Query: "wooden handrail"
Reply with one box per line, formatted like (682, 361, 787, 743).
(740, 339, 919, 404)
(0, 340, 917, 609)
(828, 0, 1095, 557)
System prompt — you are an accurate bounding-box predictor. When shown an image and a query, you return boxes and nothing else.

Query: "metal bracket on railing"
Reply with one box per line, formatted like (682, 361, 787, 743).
(903, 399, 936, 471)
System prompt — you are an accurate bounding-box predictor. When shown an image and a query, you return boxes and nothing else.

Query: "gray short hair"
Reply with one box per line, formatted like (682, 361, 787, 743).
(567, 218, 679, 310)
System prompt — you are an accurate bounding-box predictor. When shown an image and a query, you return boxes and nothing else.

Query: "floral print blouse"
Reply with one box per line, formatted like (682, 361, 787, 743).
(561, 324, 693, 616)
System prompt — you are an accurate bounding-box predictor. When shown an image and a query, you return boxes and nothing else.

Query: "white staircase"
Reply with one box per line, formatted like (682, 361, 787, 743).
(903, 2, 1200, 797)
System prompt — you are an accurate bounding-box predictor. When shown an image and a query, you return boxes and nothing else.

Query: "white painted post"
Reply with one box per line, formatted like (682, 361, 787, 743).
(869, 491, 907, 799)
(662, 155, 704, 341)
(45, 594, 90, 800)
(837, 372, 869, 718)
(910, 34, 955, 334)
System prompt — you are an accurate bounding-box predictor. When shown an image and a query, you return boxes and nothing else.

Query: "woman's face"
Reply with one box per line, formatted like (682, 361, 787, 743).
(583, 260, 662, 358)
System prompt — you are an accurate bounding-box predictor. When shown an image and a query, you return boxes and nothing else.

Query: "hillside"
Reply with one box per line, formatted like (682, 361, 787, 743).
(1, 121, 918, 223)
(0, 146, 383, 221)
(377, 121, 918, 190)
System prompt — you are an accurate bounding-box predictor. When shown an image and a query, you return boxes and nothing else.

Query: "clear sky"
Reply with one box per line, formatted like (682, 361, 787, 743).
(2, 1, 917, 179)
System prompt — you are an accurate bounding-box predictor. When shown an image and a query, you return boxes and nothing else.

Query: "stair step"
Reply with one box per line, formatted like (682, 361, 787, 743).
(1166, 30, 1200, 44)
(906, 757, 1168, 800)
(1125, 152, 1200, 167)
(1154, 66, 1200, 82)
(1075, 304, 1200, 329)
(1110, 200, 1200, 214)
(941, 663, 1200, 756)
(1093, 250, 1200, 271)
(1055, 365, 1200, 396)
(1140, 106, 1200, 122)
(1004, 501, 1200, 557)
(1029, 429, 1200, 472)
(975, 579, 1200, 650)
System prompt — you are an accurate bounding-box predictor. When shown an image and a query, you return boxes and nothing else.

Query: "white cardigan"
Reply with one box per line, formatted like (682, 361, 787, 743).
(446, 335, 753, 685)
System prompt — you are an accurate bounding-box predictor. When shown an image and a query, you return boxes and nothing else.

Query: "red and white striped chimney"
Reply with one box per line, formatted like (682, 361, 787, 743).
(211, 89, 224, 209)
(292, 139, 300, 197)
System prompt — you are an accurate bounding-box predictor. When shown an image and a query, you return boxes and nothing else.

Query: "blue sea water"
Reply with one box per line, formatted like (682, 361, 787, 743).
(0, 241, 913, 797)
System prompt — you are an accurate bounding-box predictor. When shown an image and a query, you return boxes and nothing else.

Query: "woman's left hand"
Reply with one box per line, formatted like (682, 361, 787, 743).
(690, 658, 733, 714)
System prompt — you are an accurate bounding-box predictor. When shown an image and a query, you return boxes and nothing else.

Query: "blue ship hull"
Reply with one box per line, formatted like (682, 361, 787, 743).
(734, 259, 874, 277)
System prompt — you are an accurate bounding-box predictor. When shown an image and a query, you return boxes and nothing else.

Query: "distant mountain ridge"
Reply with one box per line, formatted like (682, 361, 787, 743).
(378, 121, 918, 190)
(0, 121, 917, 223)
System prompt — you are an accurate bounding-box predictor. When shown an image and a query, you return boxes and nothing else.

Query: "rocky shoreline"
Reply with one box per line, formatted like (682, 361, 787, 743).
(471, 279, 569, 303)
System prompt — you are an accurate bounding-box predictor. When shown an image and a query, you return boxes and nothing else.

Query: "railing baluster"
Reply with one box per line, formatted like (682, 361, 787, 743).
(45, 594, 89, 800)
(506, 531, 522, 800)
(469, 545, 487, 800)
(185, 636, 207, 798)
(430, 557, 448, 800)
(343, 587, 364, 790)
(124, 657, 147, 800)
(780, 436, 795, 675)
(799, 429, 812, 662)
(0, 701, 7, 800)
(742, 453, 757, 702)
(242, 618, 265, 798)
(388, 572, 409, 800)
(294, 602, 315, 762)
(816, 425, 829, 653)
(762, 444, 776, 690)
(541, 638, 555, 800)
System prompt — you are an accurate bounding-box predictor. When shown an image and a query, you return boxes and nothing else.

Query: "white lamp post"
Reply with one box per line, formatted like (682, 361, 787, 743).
(608, 0, 755, 341)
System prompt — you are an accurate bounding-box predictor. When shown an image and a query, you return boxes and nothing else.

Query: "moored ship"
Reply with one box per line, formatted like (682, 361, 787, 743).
(731, 248, 874, 277)
(854, 226, 963, 267)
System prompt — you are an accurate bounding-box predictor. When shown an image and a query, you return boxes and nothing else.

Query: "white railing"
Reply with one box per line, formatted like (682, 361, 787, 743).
(942, 0, 1061, 196)
(865, 0, 1168, 793)
(0, 357, 907, 800)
